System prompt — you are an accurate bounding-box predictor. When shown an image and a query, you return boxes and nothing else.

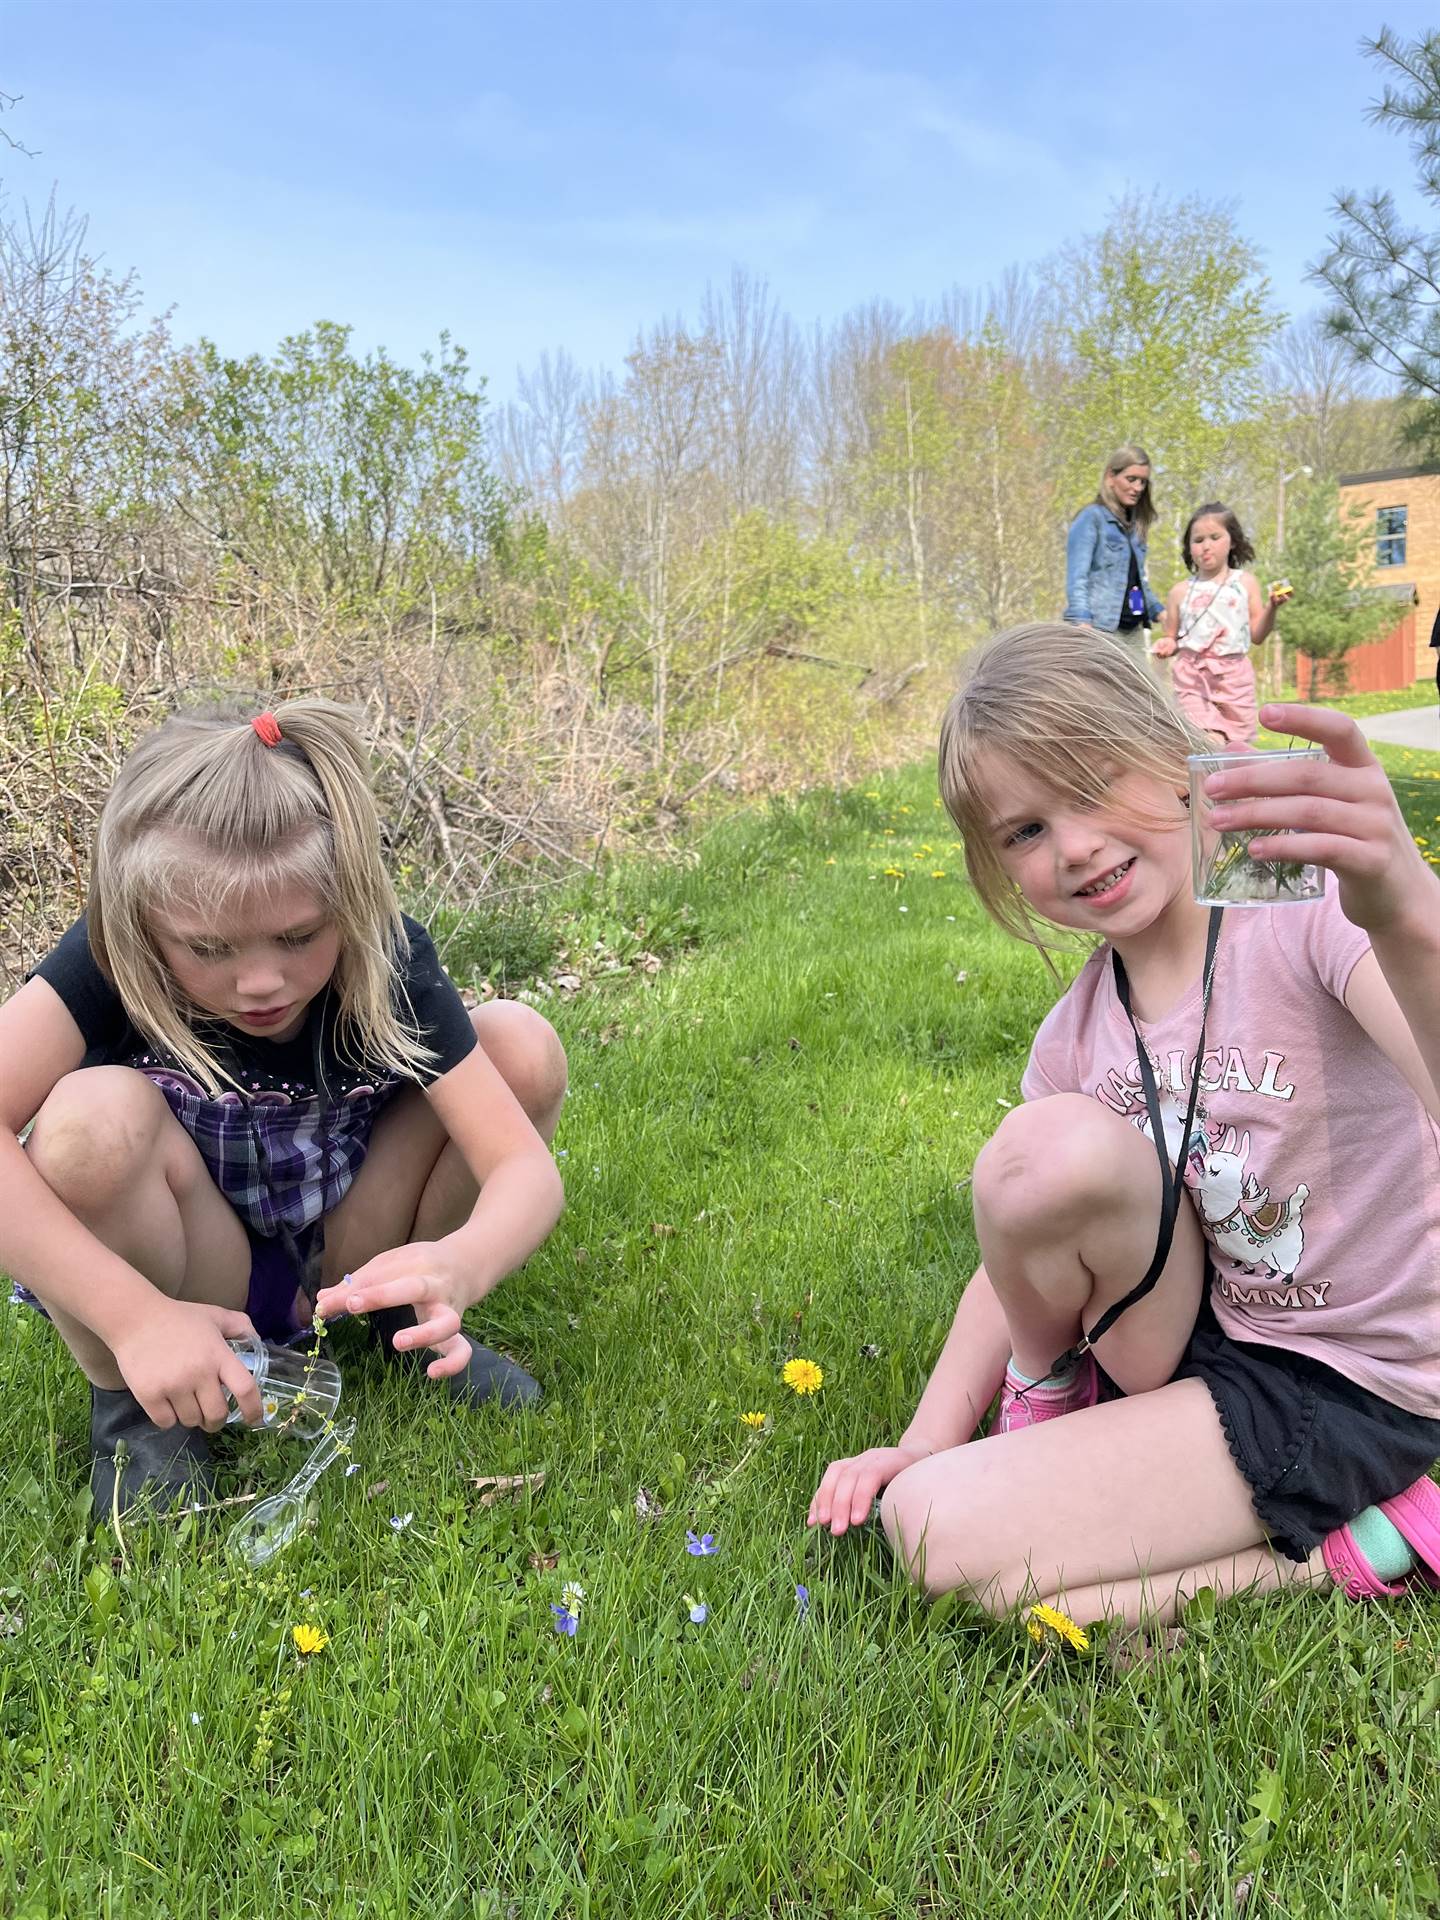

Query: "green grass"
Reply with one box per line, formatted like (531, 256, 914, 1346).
(3, 746, 1440, 1919)
(1273, 674, 1437, 722)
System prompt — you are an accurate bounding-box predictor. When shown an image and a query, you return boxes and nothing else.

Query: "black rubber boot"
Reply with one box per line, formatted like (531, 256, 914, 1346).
(368, 1306, 541, 1409)
(89, 1385, 215, 1519)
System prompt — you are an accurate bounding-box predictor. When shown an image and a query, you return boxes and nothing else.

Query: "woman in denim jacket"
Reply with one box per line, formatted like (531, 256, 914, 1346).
(1063, 444, 1163, 648)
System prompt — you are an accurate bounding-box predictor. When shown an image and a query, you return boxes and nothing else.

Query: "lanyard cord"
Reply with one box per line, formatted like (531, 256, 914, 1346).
(1040, 905, 1224, 1379)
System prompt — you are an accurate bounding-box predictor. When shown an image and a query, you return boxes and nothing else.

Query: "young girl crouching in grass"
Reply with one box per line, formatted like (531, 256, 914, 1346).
(0, 698, 567, 1516)
(809, 624, 1440, 1625)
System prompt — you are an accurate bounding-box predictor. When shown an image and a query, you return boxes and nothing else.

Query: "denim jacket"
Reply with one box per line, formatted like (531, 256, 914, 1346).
(1063, 502, 1163, 631)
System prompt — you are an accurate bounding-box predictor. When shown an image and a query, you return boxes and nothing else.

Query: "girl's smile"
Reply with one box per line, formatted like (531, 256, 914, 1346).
(983, 756, 1192, 947)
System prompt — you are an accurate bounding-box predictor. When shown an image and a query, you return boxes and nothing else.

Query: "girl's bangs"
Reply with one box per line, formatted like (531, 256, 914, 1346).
(136, 826, 337, 928)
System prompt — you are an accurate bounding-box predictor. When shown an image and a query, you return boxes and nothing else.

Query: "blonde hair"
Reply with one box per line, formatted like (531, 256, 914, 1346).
(88, 696, 433, 1093)
(938, 623, 1210, 957)
(1097, 443, 1156, 536)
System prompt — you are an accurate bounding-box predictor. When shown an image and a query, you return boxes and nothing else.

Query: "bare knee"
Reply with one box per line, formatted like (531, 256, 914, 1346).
(881, 1455, 1019, 1612)
(471, 1002, 568, 1135)
(27, 1067, 172, 1211)
(973, 1095, 1150, 1239)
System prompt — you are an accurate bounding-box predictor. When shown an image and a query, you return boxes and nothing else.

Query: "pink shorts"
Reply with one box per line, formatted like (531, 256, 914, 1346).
(1172, 650, 1257, 749)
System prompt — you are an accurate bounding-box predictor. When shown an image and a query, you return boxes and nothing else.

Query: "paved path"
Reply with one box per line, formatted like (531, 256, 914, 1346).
(1356, 704, 1440, 751)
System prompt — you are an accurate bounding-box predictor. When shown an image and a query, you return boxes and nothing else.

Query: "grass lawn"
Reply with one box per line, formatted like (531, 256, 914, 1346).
(3, 717, 1439, 1918)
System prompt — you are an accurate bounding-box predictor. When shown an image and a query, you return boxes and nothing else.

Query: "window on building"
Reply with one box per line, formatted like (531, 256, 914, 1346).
(1376, 504, 1407, 567)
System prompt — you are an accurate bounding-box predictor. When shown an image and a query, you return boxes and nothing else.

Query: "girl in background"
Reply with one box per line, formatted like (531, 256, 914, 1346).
(1153, 503, 1283, 749)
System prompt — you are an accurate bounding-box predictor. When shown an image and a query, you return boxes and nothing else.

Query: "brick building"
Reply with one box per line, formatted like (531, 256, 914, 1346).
(1336, 463, 1440, 681)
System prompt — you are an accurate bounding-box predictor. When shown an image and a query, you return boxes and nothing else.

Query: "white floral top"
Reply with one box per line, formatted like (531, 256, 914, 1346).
(1176, 568, 1251, 657)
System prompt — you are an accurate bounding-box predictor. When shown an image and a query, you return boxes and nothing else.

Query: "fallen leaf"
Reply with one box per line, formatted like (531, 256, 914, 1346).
(553, 972, 582, 995)
(649, 1222, 676, 1237)
(1233, 1872, 1254, 1911)
(468, 1471, 547, 1508)
(365, 1479, 391, 1501)
(634, 1486, 663, 1524)
(527, 1551, 559, 1573)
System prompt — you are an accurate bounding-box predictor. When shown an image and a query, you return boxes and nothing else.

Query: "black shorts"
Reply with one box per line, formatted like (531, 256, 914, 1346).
(1175, 1291, 1440, 1561)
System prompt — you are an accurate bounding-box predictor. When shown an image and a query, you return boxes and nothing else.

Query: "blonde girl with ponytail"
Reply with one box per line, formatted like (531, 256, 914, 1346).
(0, 697, 567, 1514)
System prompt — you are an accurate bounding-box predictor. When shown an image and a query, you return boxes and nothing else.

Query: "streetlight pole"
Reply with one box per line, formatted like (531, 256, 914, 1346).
(1269, 465, 1312, 696)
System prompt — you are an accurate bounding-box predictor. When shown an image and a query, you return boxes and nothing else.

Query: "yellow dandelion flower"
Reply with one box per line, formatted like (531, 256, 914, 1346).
(782, 1358, 824, 1396)
(741, 1411, 769, 1429)
(291, 1624, 329, 1656)
(931, 870, 947, 878)
(1026, 1618, 1046, 1645)
(884, 866, 905, 878)
(1024, 1603, 1089, 1651)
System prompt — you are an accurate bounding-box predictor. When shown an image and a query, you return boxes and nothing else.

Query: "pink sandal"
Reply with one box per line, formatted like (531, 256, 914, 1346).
(1321, 1475, 1440, 1599)
(996, 1350, 1100, 1434)
(1380, 1476, 1440, 1590)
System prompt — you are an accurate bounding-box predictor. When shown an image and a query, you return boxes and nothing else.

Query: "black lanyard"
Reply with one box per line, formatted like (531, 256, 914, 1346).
(1044, 904, 1224, 1378)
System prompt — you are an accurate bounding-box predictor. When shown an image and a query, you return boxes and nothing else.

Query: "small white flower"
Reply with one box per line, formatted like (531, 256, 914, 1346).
(560, 1580, 586, 1612)
(344, 1463, 361, 1476)
(898, 906, 909, 913)
(190, 1712, 202, 1725)
(389, 1512, 414, 1532)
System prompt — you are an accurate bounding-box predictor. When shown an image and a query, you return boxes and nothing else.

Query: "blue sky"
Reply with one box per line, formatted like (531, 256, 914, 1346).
(4, 1, 1438, 398)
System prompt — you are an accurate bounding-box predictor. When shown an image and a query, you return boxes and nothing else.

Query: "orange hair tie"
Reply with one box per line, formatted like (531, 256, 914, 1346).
(251, 712, 283, 747)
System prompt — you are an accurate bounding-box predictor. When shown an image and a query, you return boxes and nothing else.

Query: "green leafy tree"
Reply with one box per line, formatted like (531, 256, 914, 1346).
(164, 322, 511, 613)
(1311, 29, 1440, 454)
(1045, 194, 1284, 577)
(1275, 480, 1396, 697)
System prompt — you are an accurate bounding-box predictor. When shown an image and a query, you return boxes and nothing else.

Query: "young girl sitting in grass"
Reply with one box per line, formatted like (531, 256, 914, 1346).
(1152, 503, 1282, 750)
(0, 698, 567, 1515)
(809, 624, 1440, 1625)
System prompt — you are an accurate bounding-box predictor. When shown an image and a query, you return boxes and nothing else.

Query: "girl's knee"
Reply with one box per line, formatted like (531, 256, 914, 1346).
(471, 1002, 568, 1129)
(974, 1094, 1150, 1236)
(27, 1067, 170, 1204)
(881, 1453, 1020, 1609)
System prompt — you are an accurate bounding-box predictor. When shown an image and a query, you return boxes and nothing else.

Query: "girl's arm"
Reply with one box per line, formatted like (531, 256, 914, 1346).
(807, 1266, 1010, 1535)
(318, 1043, 563, 1373)
(0, 980, 265, 1423)
(1062, 510, 1099, 623)
(1152, 583, 1183, 657)
(1245, 571, 1278, 647)
(1204, 703, 1440, 1113)
(0, 980, 166, 1340)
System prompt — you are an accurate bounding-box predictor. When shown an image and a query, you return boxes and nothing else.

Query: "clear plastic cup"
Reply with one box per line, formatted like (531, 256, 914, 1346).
(226, 1334, 342, 1440)
(1188, 748, 1326, 907)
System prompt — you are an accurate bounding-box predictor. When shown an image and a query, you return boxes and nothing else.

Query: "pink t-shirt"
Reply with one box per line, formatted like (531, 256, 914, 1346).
(1021, 885, 1440, 1416)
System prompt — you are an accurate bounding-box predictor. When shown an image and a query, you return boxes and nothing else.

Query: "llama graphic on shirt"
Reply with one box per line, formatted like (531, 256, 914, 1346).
(1193, 1126, 1309, 1278)
(1095, 1045, 1311, 1280)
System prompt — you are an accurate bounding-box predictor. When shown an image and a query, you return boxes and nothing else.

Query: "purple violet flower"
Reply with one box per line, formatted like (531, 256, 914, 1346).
(551, 1604, 579, 1637)
(688, 1601, 709, 1625)
(795, 1584, 810, 1619)
(686, 1531, 717, 1557)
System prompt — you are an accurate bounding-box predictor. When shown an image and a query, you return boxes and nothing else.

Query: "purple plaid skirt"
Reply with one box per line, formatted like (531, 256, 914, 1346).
(140, 1070, 393, 1237)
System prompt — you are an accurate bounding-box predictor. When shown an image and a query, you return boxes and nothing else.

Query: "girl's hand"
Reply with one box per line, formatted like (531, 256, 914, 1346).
(807, 1439, 935, 1537)
(316, 1242, 475, 1380)
(1151, 635, 1176, 659)
(1204, 703, 1432, 933)
(112, 1298, 264, 1431)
